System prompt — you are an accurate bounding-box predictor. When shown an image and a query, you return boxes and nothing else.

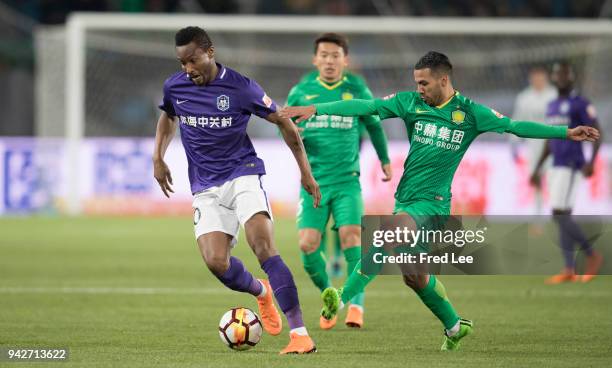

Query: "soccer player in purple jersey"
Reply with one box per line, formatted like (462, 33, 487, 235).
(152, 27, 320, 354)
(531, 61, 603, 284)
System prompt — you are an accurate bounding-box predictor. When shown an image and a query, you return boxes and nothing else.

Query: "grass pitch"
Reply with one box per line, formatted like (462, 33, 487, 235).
(1, 216, 611, 367)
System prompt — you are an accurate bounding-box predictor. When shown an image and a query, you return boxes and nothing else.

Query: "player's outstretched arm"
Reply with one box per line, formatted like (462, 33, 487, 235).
(265, 112, 321, 208)
(505, 120, 600, 142)
(152, 111, 177, 198)
(280, 99, 378, 123)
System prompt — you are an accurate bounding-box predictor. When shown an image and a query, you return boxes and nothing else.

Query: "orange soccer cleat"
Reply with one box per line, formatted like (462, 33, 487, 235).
(319, 314, 337, 330)
(581, 251, 603, 283)
(344, 305, 363, 328)
(256, 279, 282, 335)
(279, 332, 316, 355)
(545, 270, 578, 284)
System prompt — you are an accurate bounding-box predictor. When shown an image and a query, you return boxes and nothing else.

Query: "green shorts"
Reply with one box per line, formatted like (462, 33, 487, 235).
(297, 179, 363, 233)
(393, 198, 451, 253)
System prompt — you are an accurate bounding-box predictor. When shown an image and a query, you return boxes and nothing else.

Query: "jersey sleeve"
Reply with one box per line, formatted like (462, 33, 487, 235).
(358, 84, 382, 126)
(577, 98, 598, 126)
(158, 81, 176, 117)
(242, 77, 278, 118)
(473, 102, 512, 133)
(373, 92, 408, 120)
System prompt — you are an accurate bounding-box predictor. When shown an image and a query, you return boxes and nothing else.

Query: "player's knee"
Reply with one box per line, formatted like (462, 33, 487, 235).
(298, 230, 320, 254)
(298, 238, 319, 254)
(402, 274, 416, 288)
(204, 256, 229, 276)
(340, 232, 360, 248)
(402, 274, 428, 290)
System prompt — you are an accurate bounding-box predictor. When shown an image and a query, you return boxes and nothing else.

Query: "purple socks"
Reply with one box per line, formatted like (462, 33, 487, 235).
(214, 255, 304, 330)
(555, 215, 594, 269)
(262, 255, 304, 330)
(215, 257, 263, 296)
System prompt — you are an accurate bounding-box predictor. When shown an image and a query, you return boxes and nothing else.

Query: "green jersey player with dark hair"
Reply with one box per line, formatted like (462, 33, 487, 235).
(287, 32, 392, 330)
(282, 51, 600, 350)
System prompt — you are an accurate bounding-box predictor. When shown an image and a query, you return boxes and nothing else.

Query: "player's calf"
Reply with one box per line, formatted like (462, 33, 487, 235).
(300, 229, 331, 292)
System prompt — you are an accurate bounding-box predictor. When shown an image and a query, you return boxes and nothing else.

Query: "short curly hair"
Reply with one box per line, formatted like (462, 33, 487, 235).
(175, 26, 213, 50)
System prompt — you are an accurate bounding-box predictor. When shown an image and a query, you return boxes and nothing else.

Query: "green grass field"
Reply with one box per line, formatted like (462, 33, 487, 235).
(1, 216, 611, 367)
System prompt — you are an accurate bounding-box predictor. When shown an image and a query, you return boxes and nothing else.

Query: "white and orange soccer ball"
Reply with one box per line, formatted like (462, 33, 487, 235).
(218, 307, 263, 351)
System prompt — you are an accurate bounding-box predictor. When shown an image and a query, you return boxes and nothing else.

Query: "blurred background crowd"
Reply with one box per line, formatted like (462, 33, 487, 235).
(5, 0, 612, 22)
(1, 0, 611, 136)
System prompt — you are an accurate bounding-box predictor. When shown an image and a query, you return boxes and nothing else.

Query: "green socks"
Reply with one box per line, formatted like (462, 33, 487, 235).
(343, 246, 364, 307)
(301, 249, 330, 292)
(415, 275, 460, 330)
(340, 260, 376, 304)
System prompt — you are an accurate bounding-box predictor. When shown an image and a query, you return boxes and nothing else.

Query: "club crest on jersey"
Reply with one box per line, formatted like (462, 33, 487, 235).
(451, 110, 465, 124)
(342, 92, 354, 100)
(217, 95, 230, 111)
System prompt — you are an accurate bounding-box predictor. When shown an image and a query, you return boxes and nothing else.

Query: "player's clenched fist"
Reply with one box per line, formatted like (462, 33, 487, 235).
(567, 126, 600, 142)
(153, 159, 174, 198)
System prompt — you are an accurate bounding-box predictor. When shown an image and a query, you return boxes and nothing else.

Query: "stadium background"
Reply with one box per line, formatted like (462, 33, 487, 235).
(1, 1, 612, 367)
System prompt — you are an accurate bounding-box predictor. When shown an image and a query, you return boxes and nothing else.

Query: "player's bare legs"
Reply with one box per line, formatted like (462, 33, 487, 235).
(197, 231, 233, 276)
(338, 225, 364, 328)
(245, 212, 316, 354)
(196, 231, 269, 305)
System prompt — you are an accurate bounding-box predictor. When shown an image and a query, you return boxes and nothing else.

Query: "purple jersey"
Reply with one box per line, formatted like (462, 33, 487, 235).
(546, 92, 597, 169)
(158, 64, 277, 194)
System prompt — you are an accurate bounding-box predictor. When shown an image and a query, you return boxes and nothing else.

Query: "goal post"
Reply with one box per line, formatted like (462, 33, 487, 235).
(53, 14, 612, 215)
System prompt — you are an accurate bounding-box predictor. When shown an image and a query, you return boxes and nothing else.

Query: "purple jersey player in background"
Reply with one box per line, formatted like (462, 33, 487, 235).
(531, 61, 603, 284)
(152, 27, 320, 354)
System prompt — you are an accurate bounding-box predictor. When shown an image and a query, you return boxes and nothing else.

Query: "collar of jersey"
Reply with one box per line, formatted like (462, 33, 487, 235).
(316, 76, 347, 90)
(436, 91, 460, 109)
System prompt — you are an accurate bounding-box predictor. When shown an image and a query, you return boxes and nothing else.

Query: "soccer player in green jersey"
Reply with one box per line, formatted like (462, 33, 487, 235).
(287, 33, 392, 330)
(281, 51, 600, 350)
(296, 71, 373, 282)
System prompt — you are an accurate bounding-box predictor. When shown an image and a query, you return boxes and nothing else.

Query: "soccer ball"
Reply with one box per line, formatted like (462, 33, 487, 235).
(218, 307, 263, 351)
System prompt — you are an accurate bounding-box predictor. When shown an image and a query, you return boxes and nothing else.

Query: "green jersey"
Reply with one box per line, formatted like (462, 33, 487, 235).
(316, 91, 566, 204)
(373, 91, 515, 203)
(287, 72, 390, 187)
